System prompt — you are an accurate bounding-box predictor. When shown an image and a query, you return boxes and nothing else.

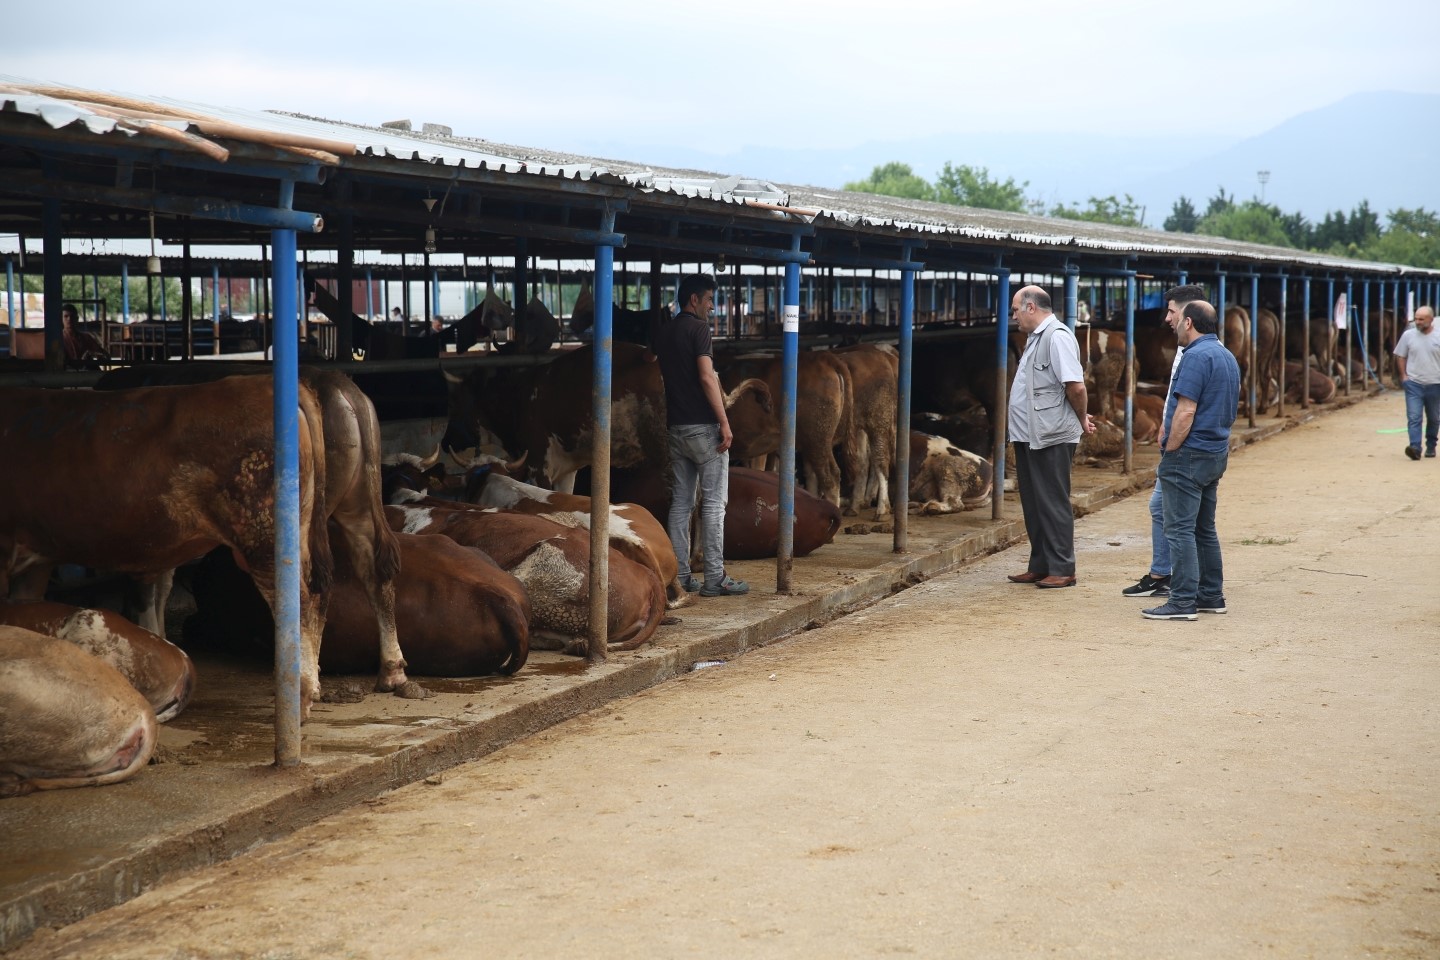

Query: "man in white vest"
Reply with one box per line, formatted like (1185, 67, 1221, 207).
(1005, 285, 1096, 588)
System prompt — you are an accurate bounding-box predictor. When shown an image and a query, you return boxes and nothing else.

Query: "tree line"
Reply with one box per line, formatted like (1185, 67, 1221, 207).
(844, 162, 1440, 269)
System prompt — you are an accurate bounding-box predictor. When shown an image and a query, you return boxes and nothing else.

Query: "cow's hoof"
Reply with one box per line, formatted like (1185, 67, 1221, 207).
(393, 680, 433, 700)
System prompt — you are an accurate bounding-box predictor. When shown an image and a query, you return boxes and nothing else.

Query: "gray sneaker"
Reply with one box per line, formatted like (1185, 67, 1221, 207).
(1197, 598, 1227, 614)
(1142, 602, 1198, 621)
(700, 574, 750, 597)
(681, 576, 702, 593)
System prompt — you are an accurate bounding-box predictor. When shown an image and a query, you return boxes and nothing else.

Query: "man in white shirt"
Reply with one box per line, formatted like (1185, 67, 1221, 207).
(1394, 304, 1440, 459)
(1005, 285, 1096, 589)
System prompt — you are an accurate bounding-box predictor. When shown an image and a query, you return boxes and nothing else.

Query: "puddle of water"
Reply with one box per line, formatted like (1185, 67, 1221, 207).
(524, 660, 591, 678)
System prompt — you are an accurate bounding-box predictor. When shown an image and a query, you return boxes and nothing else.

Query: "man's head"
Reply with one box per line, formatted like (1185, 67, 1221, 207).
(678, 273, 717, 318)
(62, 303, 78, 328)
(1164, 284, 1206, 336)
(1416, 305, 1435, 334)
(1009, 285, 1053, 335)
(1178, 300, 1218, 346)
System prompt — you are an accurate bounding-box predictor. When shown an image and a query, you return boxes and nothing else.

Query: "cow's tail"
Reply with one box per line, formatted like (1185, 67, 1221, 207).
(607, 568, 665, 652)
(495, 590, 531, 676)
(298, 387, 334, 595)
(833, 356, 862, 492)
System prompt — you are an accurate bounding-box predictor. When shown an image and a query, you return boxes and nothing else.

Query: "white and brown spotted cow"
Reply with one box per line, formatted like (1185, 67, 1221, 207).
(907, 432, 994, 514)
(385, 497, 665, 655)
(0, 600, 195, 722)
(1, 625, 157, 798)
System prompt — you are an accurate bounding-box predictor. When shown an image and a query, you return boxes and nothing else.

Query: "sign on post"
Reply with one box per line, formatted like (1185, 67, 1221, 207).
(1334, 293, 1348, 330)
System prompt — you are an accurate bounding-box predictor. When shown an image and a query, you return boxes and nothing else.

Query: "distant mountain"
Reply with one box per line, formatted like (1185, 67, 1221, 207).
(569, 91, 1438, 226)
(1116, 91, 1440, 224)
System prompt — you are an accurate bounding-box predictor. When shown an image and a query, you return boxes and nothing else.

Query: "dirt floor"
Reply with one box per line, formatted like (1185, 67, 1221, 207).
(6, 391, 1439, 959)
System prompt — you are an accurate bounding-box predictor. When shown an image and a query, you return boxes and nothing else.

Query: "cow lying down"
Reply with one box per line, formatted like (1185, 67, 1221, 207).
(907, 433, 994, 515)
(1, 626, 156, 798)
(0, 600, 196, 722)
(385, 496, 665, 656)
(187, 533, 530, 678)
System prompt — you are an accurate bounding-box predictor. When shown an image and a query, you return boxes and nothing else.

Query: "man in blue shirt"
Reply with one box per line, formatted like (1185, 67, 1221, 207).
(1144, 300, 1241, 621)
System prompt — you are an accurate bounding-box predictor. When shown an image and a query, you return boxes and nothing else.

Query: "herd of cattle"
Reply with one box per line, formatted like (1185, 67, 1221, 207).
(0, 298, 1392, 797)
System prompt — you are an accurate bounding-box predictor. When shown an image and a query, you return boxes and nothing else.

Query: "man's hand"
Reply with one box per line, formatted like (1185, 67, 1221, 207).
(1082, 412, 1097, 435)
(718, 421, 733, 453)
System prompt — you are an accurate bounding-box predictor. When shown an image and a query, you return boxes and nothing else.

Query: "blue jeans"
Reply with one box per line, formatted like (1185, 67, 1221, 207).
(1403, 379, 1440, 453)
(667, 424, 729, 588)
(1148, 480, 1171, 577)
(1158, 447, 1229, 611)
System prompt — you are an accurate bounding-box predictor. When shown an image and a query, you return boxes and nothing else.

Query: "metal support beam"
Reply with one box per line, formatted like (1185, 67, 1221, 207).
(1276, 275, 1288, 418)
(587, 206, 620, 663)
(1, 174, 323, 233)
(1063, 264, 1079, 331)
(992, 267, 1011, 521)
(777, 234, 802, 593)
(1123, 272, 1136, 474)
(269, 223, 303, 768)
(1248, 274, 1259, 426)
(42, 198, 63, 371)
(1301, 276, 1311, 410)
(893, 246, 916, 553)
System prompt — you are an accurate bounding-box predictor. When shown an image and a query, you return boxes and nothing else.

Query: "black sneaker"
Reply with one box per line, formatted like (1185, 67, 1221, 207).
(1427, 449, 1437, 458)
(1141, 602, 1197, 621)
(1405, 445, 1421, 460)
(1122, 574, 1171, 597)
(1197, 598, 1227, 614)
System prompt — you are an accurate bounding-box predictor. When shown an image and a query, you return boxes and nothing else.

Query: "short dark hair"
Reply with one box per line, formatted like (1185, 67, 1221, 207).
(1019, 287, 1052, 313)
(1183, 300, 1218, 334)
(677, 273, 717, 312)
(62, 302, 79, 320)
(1165, 284, 1206, 306)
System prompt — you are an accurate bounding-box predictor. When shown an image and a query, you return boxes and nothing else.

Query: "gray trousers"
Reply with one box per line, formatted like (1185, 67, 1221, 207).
(667, 424, 729, 588)
(1013, 441, 1078, 577)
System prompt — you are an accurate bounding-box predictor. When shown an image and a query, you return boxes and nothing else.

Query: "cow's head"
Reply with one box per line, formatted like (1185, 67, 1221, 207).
(381, 447, 447, 503)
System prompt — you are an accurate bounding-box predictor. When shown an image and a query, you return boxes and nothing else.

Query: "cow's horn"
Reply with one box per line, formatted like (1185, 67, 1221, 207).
(505, 450, 529, 475)
(418, 444, 443, 470)
(447, 445, 477, 468)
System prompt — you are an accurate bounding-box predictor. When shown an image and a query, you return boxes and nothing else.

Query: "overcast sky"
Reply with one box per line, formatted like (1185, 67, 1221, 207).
(6, 0, 1439, 159)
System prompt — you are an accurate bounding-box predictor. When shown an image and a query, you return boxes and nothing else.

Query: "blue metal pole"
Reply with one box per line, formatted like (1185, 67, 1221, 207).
(1217, 271, 1227, 371)
(1063, 265, 1078, 331)
(432, 266, 440, 319)
(121, 261, 130, 323)
(1361, 279, 1371, 390)
(4, 258, 13, 350)
(587, 208, 618, 663)
(777, 237, 802, 591)
(894, 247, 916, 553)
(1300, 276, 1312, 409)
(365, 267, 373, 320)
(1248, 274, 1259, 426)
(992, 267, 1011, 521)
(270, 208, 303, 767)
(1124, 272, 1136, 473)
(43, 199, 63, 369)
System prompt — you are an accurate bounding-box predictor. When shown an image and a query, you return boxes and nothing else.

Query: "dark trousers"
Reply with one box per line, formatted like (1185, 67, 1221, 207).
(1014, 441, 1078, 577)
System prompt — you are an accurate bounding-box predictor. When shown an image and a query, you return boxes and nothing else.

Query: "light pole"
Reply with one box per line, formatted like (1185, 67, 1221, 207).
(1257, 170, 1271, 203)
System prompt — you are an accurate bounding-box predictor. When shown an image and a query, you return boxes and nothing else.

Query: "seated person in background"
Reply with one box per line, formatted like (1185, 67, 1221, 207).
(62, 303, 108, 367)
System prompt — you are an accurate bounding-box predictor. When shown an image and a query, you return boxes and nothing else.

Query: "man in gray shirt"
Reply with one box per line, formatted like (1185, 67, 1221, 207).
(1395, 304, 1440, 459)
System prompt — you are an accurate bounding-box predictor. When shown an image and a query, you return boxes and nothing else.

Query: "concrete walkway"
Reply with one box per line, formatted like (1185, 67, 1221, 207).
(5, 391, 1437, 958)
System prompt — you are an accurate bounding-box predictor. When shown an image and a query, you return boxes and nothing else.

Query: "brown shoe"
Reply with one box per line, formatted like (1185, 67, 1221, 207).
(1008, 570, 1045, 583)
(1036, 575, 1077, 588)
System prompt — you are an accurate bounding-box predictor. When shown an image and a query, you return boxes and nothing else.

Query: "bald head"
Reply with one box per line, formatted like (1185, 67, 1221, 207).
(1010, 285, 1054, 334)
(1416, 305, 1434, 333)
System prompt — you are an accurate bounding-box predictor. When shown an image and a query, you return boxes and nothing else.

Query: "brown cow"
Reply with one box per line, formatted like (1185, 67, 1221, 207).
(1283, 360, 1338, 405)
(0, 377, 334, 718)
(444, 342, 667, 494)
(0, 600, 195, 722)
(1253, 307, 1282, 414)
(834, 343, 899, 517)
(385, 498, 664, 655)
(92, 365, 415, 703)
(1, 625, 157, 798)
(907, 432, 994, 514)
(723, 378, 779, 463)
(611, 465, 842, 561)
(717, 350, 858, 506)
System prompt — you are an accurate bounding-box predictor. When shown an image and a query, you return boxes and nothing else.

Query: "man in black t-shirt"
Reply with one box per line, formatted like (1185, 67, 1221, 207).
(650, 274, 748, 597)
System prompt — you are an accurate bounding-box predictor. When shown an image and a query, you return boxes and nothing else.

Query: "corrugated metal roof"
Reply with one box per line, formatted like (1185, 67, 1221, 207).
(2, 74, 1435, 277)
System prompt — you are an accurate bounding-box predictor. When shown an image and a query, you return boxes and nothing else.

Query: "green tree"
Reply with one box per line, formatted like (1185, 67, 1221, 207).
(1048, 194, 1146, 227)
(1195, 200, 1294, 247)
(21, 272, 189, 321)
(843, 161, 935, 201)
(1203, 187, 1235, 219)
(932, 163, 1028, 212)
(1363, 208, 1440, 269)
(1164, 196, 1199, 233)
